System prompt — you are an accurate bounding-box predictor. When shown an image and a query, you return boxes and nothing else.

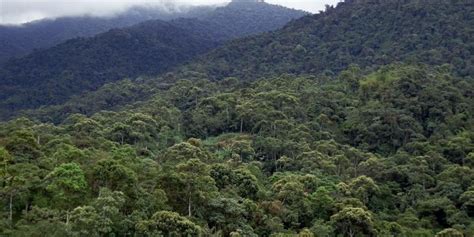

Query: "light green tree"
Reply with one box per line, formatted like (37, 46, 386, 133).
(331, 207, 376, 237)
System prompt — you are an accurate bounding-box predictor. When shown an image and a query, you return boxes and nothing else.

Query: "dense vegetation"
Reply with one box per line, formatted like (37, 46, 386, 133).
(0, 5, 216, 63)
(186, 1, 308, 41)
(185, 0, 473, 79)
(1, 64, 473, 236)
(0, 20, 218, 118)
(1, 0, 473, 236)
(0, 1, 306, 120)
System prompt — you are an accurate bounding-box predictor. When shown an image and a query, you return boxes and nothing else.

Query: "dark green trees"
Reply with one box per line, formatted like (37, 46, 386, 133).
(0, 63, 472, 235)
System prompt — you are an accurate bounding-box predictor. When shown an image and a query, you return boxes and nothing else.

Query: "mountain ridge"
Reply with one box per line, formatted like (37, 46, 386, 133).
(0, 1, 307, 119)
(0, 5, 216, 63)
(182, 0, 473, 79)
(14, 0, 474, 124)
(1, 1, 474, 236)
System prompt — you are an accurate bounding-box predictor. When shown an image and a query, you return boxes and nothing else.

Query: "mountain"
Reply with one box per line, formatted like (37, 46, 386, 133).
(16, 0, 474, 124)
(1, 1, 474, 236)
(184, 0, 473, 79)
(0, 1, 306, 64)
(192, 0, 308, 40)
(0, 5, 216, 63)
(169, 1, 308, 42)
(0, 2, 306, 120)
(3, 56, 474, 237)
(2, 0, 472, 121)
(0, 20, 217, 117)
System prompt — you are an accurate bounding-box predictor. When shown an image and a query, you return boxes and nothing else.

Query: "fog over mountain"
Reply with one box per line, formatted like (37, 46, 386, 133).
(0, 0, 308, 118)
(0, 0, 340, 25)
(0, 0, 473, 236)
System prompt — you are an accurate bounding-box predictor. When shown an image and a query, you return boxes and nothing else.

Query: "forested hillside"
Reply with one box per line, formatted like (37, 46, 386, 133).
(191, 0, 308, 40)
(0, 1, 306, 120)
(18, 0, 473, 124)
(185, 0, 473, 79)
(0, 5, 216, 63)
(1, 64, 473, 236)
(0, 20, 218, 119)
(0, 0, 473, 236)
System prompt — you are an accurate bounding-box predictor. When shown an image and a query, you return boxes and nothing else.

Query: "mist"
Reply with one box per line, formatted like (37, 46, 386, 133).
(0, 0, 342, 25)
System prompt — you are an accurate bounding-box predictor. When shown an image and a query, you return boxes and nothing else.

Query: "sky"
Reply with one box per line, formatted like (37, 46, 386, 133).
(0, 0, 342, 25)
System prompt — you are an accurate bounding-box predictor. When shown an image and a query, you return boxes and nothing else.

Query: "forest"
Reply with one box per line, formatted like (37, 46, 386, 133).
(0, 0, 473, 236)
(0, 4, 217, 63)
(0, 1, 305, 119)
(1, 64, 473, 236)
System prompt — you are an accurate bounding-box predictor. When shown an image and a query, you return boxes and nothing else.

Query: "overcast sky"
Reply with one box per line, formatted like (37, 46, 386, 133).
(0, 0, 342, 25)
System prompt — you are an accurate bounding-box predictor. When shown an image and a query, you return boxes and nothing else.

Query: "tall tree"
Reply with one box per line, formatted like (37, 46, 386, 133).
(176, 159, 217, 217)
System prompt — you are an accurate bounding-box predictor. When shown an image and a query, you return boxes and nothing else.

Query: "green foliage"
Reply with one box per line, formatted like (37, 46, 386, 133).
(0, 2, 306, 120)
(0, 0, 472, 235)
(331, 207, 376, 237)
(0, 5, 218, 63)
(137, 211, 201, 236)
(435, 228, 464, 237)
(185, 0, 473, 82)
(0, 64, 472, 236)
(46, 163, 88, 210)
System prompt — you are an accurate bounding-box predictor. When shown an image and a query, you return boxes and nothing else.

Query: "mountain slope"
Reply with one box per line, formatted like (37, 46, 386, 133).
(0, 20, 217, 117)
(1, 1, 474, 236)
(20, 0, 473, 124)
(195, 1, 308, 40)
(185, 0, 473, 79)
(0, 5, 215, 63)
(0, 2, 306, 119)
(3, 64, 474, 236)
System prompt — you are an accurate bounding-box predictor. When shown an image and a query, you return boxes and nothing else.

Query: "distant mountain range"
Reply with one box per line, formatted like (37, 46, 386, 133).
(0, 1, 473, 236)
(0, 1, 307, 119)
(0, 5, 216, 63)
(3, 0, 472, 122)
(18, 0, 473, 124)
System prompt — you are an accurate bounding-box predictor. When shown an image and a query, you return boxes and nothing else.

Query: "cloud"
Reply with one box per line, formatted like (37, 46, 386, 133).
(0, 0, 342, 25)
(269, 0, 342, 13)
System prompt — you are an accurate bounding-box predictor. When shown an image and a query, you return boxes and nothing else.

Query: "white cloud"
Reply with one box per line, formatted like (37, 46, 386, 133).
(268, 0, 342, 13)
(0, 0, 342, 25)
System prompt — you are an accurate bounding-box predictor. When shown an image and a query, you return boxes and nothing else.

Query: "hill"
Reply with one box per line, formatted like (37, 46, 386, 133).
(2, 64, 474, 236)
(194, 0, 307, 40)
(0, 5, 216, 63)
(1, 0, 474, 236)
(0, 20, 217, 117)
(0, 2, 306, 119)
(184, 0, 473, 79)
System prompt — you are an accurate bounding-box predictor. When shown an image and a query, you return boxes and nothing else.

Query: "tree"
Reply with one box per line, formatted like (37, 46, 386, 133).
(92, 159, 137, 193)
(271, 175, 314, 228)
(1, 163, 41, 225)
(0, 147, 11, 175)
(310, 187, 335, 220)
(206, 197, 252, 235)
(46, 163, 88, 215)
(331, 207, 376, 237)
(70, 206, 101, 237)
(160, 141, 212, 164)
(137, 211, 201, 236)
(460, 190, 474, 216)
(92, 188, 128, 234)
(12, 206, 70, 237)
(176, 159, 217, 217)
(210, 164, 260, 200)
(310, 219, 334, 237)
(49, 144, 87, 166)
(5, 130, 42, 162)
(435, 228, 464, 237)
(348, 176, 380, 206)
